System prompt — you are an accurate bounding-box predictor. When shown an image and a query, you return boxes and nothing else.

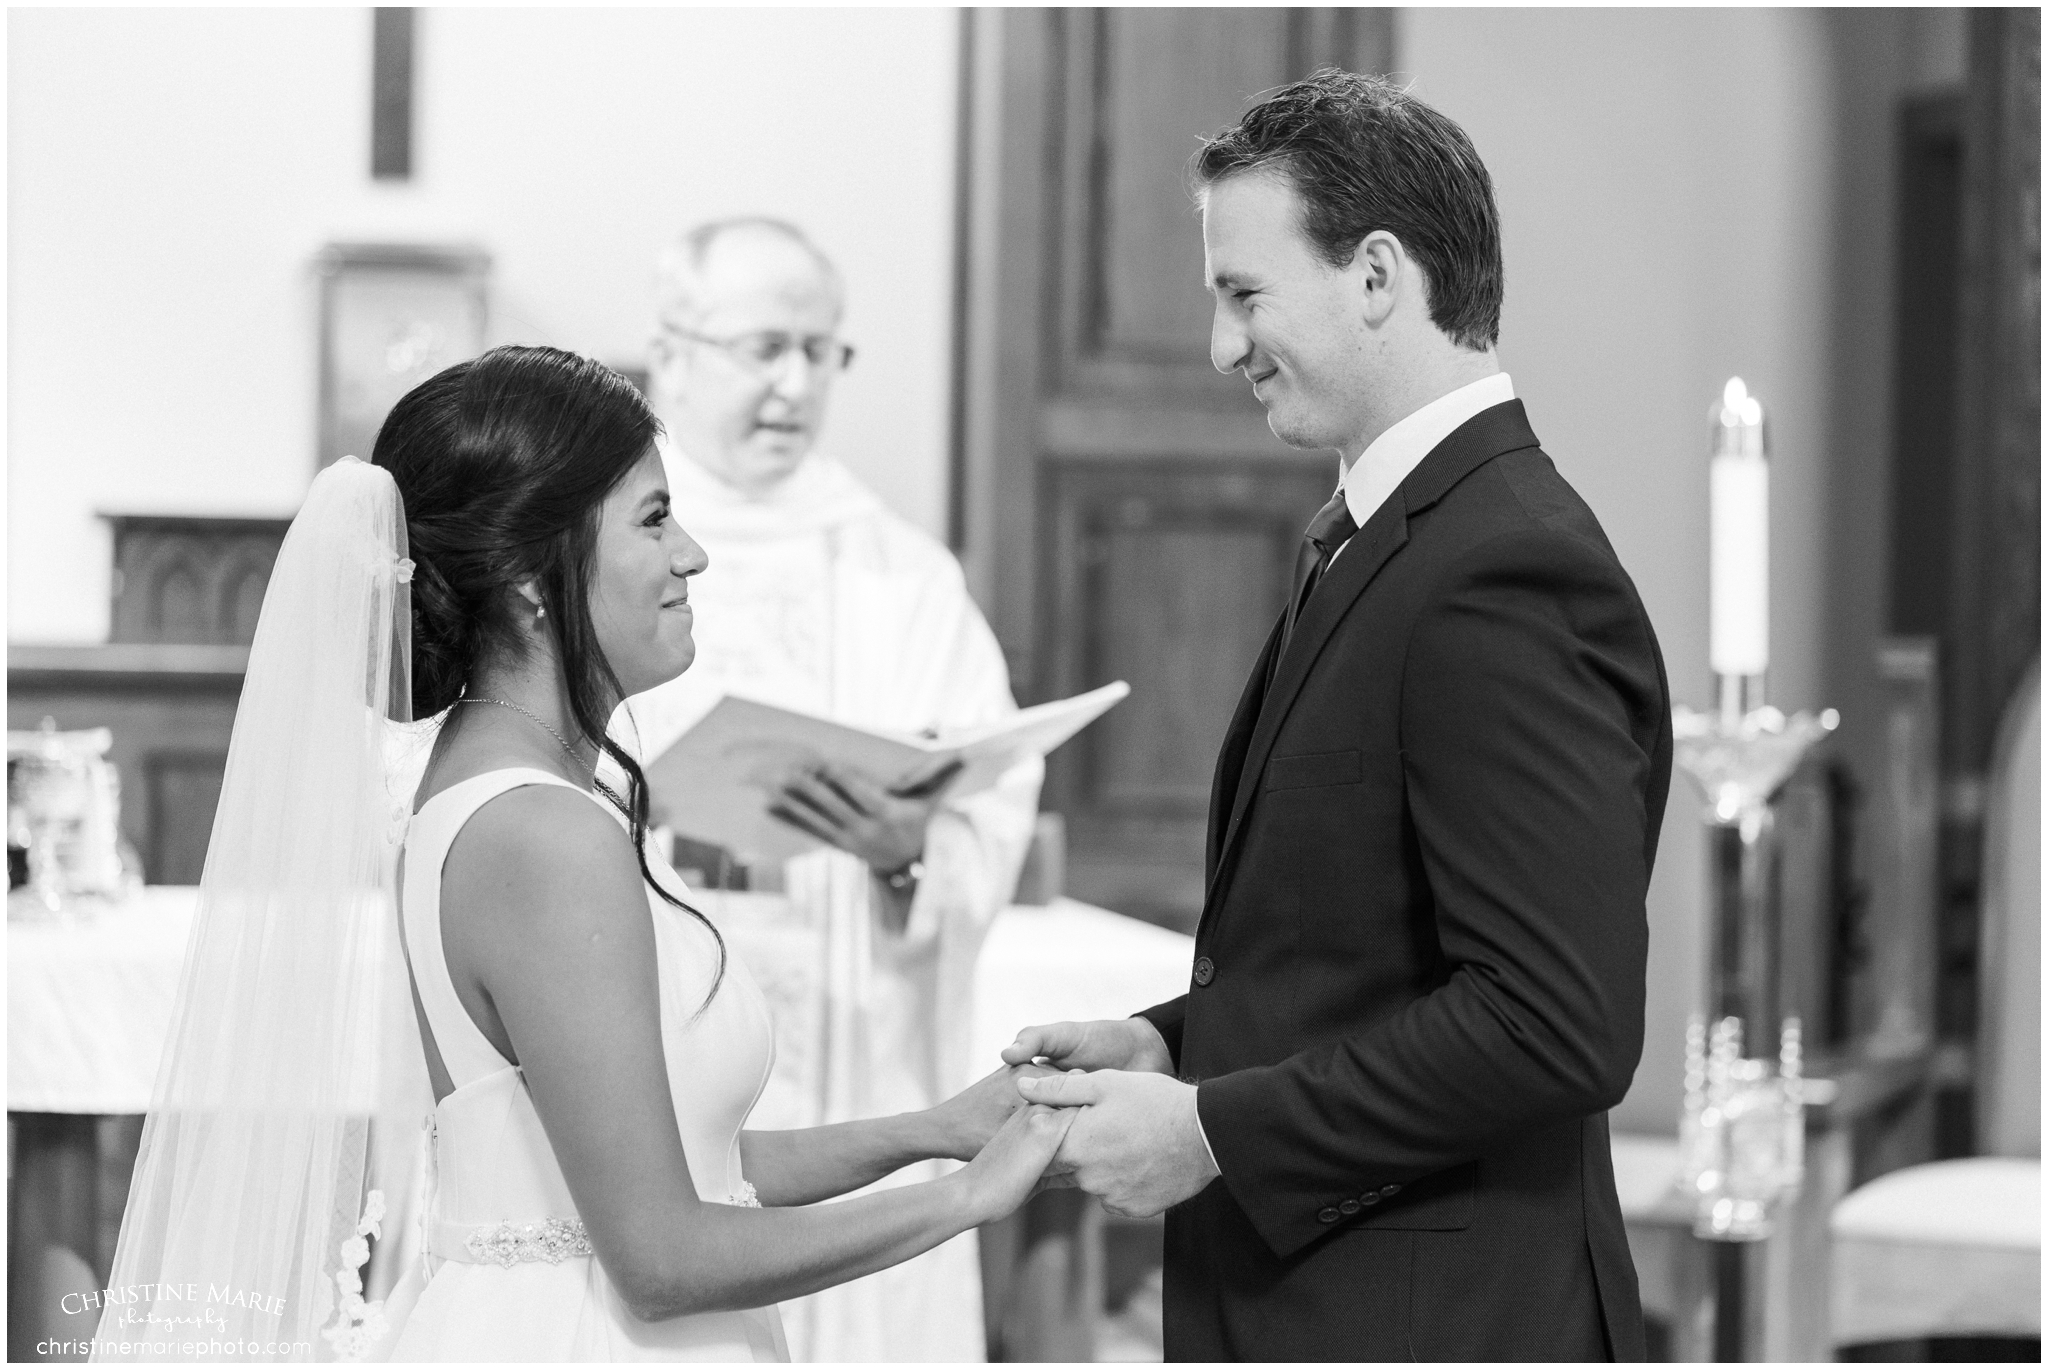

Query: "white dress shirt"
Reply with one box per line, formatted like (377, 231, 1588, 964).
(1184, 371, 1517, 1176)
(1330, 372, 1517, 567)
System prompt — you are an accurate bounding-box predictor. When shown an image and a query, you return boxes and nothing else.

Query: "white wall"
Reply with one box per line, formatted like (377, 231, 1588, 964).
(1399, 8, 1841, 1132)
(7, 7, 959, 643)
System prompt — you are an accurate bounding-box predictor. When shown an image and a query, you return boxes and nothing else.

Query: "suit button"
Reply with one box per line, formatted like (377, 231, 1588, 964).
(1192, 957, 1215, 987)
(1339, 1199, 1361, 1216)
(1317, 1207, 1340, 1224)
(1381, 1183, 1401, 1197)
(1360, 1191, 1381, 1206)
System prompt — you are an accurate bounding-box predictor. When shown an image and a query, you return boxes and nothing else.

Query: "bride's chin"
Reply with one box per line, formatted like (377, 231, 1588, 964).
(619, 644, 695, 698)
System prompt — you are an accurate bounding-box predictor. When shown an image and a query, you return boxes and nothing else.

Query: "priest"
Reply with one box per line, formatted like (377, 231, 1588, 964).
(624, 217, 1041, 1362)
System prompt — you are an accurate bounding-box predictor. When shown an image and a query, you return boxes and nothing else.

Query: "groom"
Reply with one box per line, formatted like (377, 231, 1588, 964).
(1009, 71, 1669, 1360)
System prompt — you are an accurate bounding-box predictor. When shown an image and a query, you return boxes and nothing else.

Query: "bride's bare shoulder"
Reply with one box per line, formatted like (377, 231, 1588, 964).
(441, 783, 646, 940)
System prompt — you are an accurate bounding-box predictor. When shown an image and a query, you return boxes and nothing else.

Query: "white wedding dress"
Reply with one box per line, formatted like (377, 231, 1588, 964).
(385, 768, 790, 1361)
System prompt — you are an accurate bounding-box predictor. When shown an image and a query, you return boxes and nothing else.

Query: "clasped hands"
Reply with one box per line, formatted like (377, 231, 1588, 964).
(953, 1017, 1220, 1220)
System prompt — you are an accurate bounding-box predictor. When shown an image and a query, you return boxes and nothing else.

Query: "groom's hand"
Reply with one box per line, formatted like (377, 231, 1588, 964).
(1014, 1070, 1220, 1219)
(1002, 1017, 1174, 1075)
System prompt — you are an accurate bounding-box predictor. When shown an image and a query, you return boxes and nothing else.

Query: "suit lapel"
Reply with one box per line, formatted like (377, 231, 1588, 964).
(1207, 498, 1408, 905)
(1202, 399, 1544, 910)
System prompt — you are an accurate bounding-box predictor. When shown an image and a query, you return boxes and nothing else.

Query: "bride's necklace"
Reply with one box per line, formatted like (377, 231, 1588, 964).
(459, 696, 593, 776)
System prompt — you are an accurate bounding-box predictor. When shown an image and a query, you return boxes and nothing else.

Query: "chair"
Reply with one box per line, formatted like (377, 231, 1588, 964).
(1829, 661, 2040, 1349)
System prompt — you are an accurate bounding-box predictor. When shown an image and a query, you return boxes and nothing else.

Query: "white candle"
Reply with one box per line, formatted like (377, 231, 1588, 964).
(1709, 377, 1769, 677)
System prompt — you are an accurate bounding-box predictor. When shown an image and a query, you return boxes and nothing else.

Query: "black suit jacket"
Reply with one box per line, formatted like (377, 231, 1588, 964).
(1137, 400, 1669, 1362)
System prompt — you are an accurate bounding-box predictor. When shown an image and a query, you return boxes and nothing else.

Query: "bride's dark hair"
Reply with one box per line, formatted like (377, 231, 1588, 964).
(374, 343, 723, 995)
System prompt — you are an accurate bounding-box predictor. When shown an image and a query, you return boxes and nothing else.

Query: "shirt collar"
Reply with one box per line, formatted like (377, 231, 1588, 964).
(1339, 373, 1516, 528)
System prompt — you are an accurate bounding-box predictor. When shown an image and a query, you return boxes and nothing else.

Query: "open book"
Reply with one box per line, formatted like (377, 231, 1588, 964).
(645, 681, 1129, 866)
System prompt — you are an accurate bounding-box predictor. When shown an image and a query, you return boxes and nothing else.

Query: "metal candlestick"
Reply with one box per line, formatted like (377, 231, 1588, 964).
(1673, 685, 1836, 1359)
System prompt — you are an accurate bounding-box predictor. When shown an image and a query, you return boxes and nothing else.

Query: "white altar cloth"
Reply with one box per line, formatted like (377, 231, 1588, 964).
(965, 898, 1196, 1072)
(8, 889, 1197, 1117)
(8, 887, 198, 1114)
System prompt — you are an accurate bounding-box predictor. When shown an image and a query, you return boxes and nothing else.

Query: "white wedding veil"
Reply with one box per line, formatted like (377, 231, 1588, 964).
(93, 456, 432, 1362)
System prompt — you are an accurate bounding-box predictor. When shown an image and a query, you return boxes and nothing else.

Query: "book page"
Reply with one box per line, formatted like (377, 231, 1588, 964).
(645, 682, 1128, 866)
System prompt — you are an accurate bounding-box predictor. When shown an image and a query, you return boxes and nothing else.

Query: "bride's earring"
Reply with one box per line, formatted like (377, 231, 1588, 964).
(535, 603, 547, 621)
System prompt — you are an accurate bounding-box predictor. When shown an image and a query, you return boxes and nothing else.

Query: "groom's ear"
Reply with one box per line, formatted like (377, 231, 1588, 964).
(1353, 231, 1404, 327)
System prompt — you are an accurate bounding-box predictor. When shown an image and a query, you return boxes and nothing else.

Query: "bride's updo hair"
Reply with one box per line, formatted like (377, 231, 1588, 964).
(376, 345, 654, 717)
(374, 344, 722, 992)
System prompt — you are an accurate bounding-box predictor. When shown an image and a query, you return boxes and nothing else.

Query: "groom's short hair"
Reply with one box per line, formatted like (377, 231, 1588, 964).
(1194, 69, 1504, 352)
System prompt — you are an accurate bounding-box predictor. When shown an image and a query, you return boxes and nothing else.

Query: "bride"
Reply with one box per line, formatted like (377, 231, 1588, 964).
(94, 345, 1069, 1363)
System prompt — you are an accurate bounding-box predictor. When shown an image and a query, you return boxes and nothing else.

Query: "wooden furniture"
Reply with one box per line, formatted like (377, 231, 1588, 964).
(955, 7, 1393, 930)
(1828, 663, 2039, 1354)
(103, 514, 288, 646)
(1926, 5, 2039, 1164)
(8, 645, 247, 887)
(1619, 1048, 1930, 1362)
(1821, 20, 2043, 1349)
(11, 514, 287, 885)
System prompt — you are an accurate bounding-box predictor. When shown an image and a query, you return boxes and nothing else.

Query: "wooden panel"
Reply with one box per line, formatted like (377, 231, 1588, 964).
(1046, 9, 1395, 403)
(106, 515, 290, 646)
(1866, 640, 1941, 1048)
(1092, 11, 1290, 363)
(1948, 8, 2040, 779)
(1930, 13, 2041, 1160)
(1774, 762, 1839, 1043)
(965, 9, 1396, 930)
(144, 753, 227, 886)
(980, 6, 1394, 692)
(1042, 457, 1329, 926)
(1886, 95, 1962, 639)
(1093, 519, 1277, 809)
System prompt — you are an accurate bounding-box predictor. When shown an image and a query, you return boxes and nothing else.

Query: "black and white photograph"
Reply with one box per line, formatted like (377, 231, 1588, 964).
(5, 6, 2039, 1364)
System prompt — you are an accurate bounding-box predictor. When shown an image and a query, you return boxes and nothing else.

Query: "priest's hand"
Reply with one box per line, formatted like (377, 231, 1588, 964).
(767, 757, 962, 877)
(1015, 1069, 1220, 1219)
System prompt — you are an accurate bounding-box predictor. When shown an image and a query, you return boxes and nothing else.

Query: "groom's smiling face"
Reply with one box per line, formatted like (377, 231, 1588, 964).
(1202, 170, 1374, 453)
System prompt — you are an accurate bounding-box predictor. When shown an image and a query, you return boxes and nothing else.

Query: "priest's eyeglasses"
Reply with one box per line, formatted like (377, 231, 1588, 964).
(664, 326, 856, 376)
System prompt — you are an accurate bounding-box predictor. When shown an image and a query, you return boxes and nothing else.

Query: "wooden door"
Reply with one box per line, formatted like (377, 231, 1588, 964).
(956, 9, 1395, 929)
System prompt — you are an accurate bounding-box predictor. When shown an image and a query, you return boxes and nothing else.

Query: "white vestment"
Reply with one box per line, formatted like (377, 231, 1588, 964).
(624, 445, 1041, 1363)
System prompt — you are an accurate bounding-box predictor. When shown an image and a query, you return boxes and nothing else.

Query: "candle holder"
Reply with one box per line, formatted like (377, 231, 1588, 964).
(1673, 697, 1835, 1240)
(1680, 1012, 1806, 1241)
(1673, 691, 1835, 1361)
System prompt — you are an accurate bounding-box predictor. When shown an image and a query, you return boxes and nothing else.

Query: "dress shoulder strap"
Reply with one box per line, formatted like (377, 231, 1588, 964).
(401, 768, 604, 1091)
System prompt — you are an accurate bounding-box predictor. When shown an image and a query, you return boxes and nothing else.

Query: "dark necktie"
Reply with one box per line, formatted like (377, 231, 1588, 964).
(1280, 489, 1360, 657)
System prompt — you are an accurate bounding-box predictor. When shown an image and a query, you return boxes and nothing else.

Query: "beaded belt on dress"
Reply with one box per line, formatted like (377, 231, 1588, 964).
(430, 1185, 760, 1268)
(432, 1217, 594, 1268)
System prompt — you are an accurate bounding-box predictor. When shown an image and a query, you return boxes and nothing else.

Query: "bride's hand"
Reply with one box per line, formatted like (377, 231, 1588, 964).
(960, 1103, 1076, 1224)
(928, 1062, 1057, 1161)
